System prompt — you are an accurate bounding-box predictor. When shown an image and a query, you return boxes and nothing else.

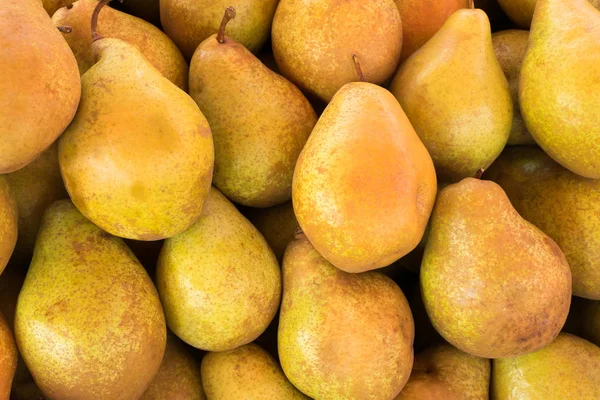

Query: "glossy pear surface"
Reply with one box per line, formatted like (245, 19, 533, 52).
(0, 177, 17, 275)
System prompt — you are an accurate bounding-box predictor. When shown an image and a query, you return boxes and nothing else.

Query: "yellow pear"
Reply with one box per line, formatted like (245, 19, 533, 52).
(0, 177, 17, 276)
(0, 312, 17, 400)
(498, 0, 599, 27)
(0, 0, 80, 174)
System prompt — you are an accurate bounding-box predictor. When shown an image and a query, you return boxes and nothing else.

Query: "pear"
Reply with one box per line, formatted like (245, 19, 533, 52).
(421, 178, 572, 358)
(7, 143, 67, 264)
(0, 312, 17, 400)
(53, 0, 188, 90)
(394, 0, 469, 61)
(0, 0, 80, 174)
(140, 333, 205, 400)
(42, 0, 67, 16)
(201, 343, 308, 400)
(396, 343, 490, 400)
(278, 234, 415, 400)
(156, 187, 280, 351)
(245, 201, 298, 263)
(189, 9, 316, 208)
(272, 0, 403, 102)
(0, 177, 17, 276)
(293, 78, 436, 273)
(520, 0, 600, 178)
(160, 0, 278, 59)
(484, 146, 600, 299)
(493, 333, 600, 398)
(14, 200, 166, 400)
(391, 8, 512, 183)
(492, 30, 535, 145)
(498, 0, 600, 27)
(59, 1, 214, 241)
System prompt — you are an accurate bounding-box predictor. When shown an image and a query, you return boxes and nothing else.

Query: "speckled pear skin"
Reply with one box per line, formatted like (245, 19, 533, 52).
(421, 178, 572, 359)
(7, 143, 67, 263)
(278, 234, 415, 400)
(484, 147, 600, 300)
(0, 312, 17, 400)
(14, 200, 166, 400)
(292, 82, 437, 273)
(492, 333, 600, 399)
(189, 34, 316, 208)
(272, 0, 403, 102)
(140, 333, 205, 400)
(201, 343, 308, 400)
(59, 38, 214, 241)
(0, 177, 17, 275)
(390, 9, 512, 183)
(53, 0, 188, 90)
(156, 187, 281, 352)
(492, 30, 535, 145)
(396, 343, 490, 400)
(0, 0, 80, 174)
(520, 0, 600, 178)
(160, 0, 278, 59)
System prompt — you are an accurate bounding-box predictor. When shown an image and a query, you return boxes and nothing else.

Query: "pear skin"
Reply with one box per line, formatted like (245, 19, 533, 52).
(0, 312, 17, 400)
(0, 177, 17, 275)
(201, 343, 308, 400)
(14, 200, 166, 400)
(421, 178, 572, 358)
(498, 0, 600, 27)
(59, 36, 214, 240)
(272, 0, 403, 102)
(485, 146, 600, 299)
(278, 234, 415, 400)
(0, 0, 80, 174)
(41, 0, 66, 16)
(293, 82, 436, 273)
(53, 0, 188, 90)
(493, 333, 600, 399)
(519, 0, 600, 178)
(189, 23, 316, 208)
(156, 188, 281, 352)
(390, 9, 512, 183)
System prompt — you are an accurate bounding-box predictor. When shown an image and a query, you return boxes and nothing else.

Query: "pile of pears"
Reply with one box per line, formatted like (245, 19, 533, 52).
(1, 0, 599, 398)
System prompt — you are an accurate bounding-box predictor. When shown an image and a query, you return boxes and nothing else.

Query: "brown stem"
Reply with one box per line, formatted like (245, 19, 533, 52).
(91, 0, 124, 41)
(475, 168, 485, 179)
(469, 0, 474, 9)
(217, 6, 236, 44)
(294, 226, 304, 239)
(352, 53, 365, 82)
(63, 0, 73, 9)
(57, 25, 72, 33)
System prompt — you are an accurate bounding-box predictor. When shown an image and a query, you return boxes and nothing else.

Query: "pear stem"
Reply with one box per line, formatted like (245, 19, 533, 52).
(352, 53, 365, 82)
(294, 226, 304, 239)
(57, 25, 72, 33)
(63, 0, 73, 9)
(217, 6, 236, 44)
(469, 0, 475, 9)
(475, 168, 485, 179)
(91, 0, 124, 42)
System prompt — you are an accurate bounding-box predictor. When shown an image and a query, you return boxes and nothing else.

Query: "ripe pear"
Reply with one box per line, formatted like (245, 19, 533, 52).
(421, 178, 572, 358)
(156, 187, 281, 351)
(42, 0, 67, 16)
(160, 0, 278, 59)
(53, 0, 188, 90)
(498, 0, 600, 27)
(520, 0, 600, 178)
(484, 147, 600, 299)
(492, 30, 535, 145)
(391, 8, 512, 182)
(396, 343, 490, 400)
(394, 0, 469, 61)
(141, 333, 205, 400)
(189, 10, 316, 208)
(293, 81, 436, 273)
(6, 143, 67, 263)
(14, 200, 166, 400)
(201, 343, 308, 400)
(59, 3, 214, 241)
(272, 0, 403, 102)
(278, 234, 415, 400)
(0, 0, 80, 174)
(0, 177, 17, 275)
(493, 333, 600, 398)
(0, 312, 17, 400)
(245, 201, 298, 263)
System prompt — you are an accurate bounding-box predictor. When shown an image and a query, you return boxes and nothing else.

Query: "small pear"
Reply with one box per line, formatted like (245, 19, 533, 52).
(293, 78, 436, 273)
(156, 187, 281, 351)
(493, 333, 600, 398)
(0, 177, 17, 275)
(520, 0, 600, 178)
(59, 2, 214, 240)
(0, 0, 80, 174)
(189, 9, 316, 208)
(53, 0, 188, 90)
(421, 178, 572, 358)
(201, 343, 308, 400)
(0, 312, 17, 400)
(15, 200, 166, 400)
(272, 0, 403, 102)
(390, 8, 512, 182)
(278, 234, 415, 400)
(484, 146, 600, 299)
